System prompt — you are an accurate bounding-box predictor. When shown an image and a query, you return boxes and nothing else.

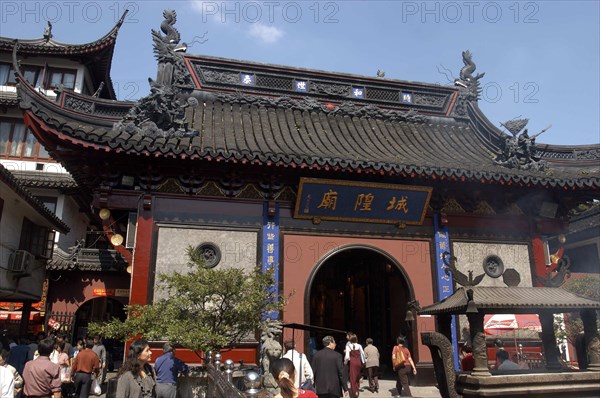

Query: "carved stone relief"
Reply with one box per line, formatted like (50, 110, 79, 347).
(413, 93, 447, 107)
(200, 68, 240, 85)
(452, 242, 532, 287)
(64, 96, 94, 114)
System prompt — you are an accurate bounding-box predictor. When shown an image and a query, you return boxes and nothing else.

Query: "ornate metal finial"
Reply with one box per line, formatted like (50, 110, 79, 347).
(454, 50, 485, 99)
(92, 82, 105, 98)
(442, 252, 485, 287)
(465, 288, 478, 313)
(536, 255, 571, 287)
(376, 69, 386, 78)
(494, 117, 551, 171)
(500, 117, 529, 137)
(223, 359, 234, 382)
(43, 21, 53, 41)
(243, 371, 262, 396)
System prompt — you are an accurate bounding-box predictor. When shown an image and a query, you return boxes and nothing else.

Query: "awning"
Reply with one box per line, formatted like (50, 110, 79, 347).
(419, 286, 600, 315)
(484, 313, 541, 335)
(0, 301, 45, 311)
(0, 311, 40, 321)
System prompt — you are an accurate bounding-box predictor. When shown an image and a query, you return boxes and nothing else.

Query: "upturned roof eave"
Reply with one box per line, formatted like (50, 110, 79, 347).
(419, 286, 600, 315)
(2, 10, 128, 100)
(0, 10, 127, 54)
(468, 102, 600, 166)
(0, 164, 70, 233)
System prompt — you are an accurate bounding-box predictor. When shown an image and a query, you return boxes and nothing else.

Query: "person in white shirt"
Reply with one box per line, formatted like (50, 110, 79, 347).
(0, 365, 14, 398)
(497, 350, 520, 371)
(0, 349, 23, 395)
(344, 333, 365, 398)
(282, 340, 314, 389)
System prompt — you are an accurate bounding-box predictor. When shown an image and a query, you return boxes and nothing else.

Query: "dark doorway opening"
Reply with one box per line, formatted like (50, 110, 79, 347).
(308, 247, 414, 369)
(73, 297, 126, 370)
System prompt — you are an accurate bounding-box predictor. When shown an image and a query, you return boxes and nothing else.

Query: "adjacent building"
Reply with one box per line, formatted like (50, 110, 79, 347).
(0, 13, 128, 341)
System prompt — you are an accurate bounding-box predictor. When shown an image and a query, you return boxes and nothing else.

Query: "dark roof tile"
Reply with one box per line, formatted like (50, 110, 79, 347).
(12, 170, 77, 189)
(1, 11, 128, 99)
(0, 165, 69, 233)
(15, 74, 600, 189)
(420, 286, 600, 315)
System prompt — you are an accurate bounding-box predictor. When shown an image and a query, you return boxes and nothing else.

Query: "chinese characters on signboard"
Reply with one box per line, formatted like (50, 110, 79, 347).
(262, 203, 280, 320)
(294, 178, 432, 225)
(433, 213, 459, 370)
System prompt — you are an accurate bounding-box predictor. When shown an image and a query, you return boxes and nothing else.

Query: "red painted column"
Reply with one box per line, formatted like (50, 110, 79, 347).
(129, 195, 154, 305)
(531, 235, 547, 287)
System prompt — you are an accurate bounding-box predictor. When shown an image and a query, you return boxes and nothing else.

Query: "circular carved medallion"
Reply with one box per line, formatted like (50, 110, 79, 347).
(195, 242, 221, 268)
(483, 255, 504, 278)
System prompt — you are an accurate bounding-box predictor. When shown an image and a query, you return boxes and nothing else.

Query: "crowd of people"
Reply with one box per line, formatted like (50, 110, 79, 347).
(0, 331, 112, 398)
(1, 330, 423, 398)
(280, 332, 416, 398)
(0, 333, 191, 398)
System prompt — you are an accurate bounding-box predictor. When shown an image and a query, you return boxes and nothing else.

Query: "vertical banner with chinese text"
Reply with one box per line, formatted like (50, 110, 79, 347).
(433, 213, 459, 370)
(262, 202, 280, 320)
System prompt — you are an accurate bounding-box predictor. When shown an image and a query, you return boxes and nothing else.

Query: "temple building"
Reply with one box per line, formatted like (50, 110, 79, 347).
(1, 10, 599, 380)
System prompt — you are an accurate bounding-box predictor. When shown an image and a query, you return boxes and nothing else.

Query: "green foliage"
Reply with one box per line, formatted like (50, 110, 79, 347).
(89, 246, 286, 353)
(562, 276, 600, 301)
(558, 276, 600, 344)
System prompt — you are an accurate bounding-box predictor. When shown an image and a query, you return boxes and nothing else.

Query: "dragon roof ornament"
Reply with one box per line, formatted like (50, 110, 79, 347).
(454, 50, 485, 100)
(449, 50, 485, 118)
(113, 9, 198, 138)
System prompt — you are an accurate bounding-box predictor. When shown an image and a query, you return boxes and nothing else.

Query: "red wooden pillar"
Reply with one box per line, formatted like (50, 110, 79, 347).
(531, 235, 547, 287)
(129, 195, 154, 306)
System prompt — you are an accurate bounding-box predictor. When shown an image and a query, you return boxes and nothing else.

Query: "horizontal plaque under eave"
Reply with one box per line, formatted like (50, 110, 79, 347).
(294, 178, 432, 225)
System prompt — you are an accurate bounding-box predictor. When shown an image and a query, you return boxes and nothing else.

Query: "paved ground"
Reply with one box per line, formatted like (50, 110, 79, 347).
(94, 371, 442, 398)
(351, 378, 442, 398)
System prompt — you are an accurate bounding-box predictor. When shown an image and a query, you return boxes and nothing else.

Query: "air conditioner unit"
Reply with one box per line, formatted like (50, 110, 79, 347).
(8, 250, 35, 274)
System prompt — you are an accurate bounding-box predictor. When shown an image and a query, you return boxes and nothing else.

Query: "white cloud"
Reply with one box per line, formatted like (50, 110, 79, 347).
(248, 24, 284, 44)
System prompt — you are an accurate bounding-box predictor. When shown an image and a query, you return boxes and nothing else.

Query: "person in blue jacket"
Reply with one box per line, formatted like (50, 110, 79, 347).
(154, 343, 189, 398)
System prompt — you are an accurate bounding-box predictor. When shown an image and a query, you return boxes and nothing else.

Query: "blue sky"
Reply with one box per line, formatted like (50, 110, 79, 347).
(1, 1, 598, 146)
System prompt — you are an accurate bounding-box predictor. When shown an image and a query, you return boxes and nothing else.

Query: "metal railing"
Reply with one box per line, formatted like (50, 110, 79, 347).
(106, 355, 264, 398)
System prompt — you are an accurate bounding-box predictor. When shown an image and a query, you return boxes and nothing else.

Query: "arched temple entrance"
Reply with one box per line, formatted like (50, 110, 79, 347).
(308, 246, 415, 364)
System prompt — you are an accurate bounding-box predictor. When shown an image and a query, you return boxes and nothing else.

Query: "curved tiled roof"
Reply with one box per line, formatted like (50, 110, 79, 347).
(420, 286, 600, 315)
(47, 246, 126, 271)
(1, 10, 128, 100)
(17, 75, 599, 191)
(0, 164, 69, 233)
(12, 170, 77, 189)
(0, 90, 19, 106)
